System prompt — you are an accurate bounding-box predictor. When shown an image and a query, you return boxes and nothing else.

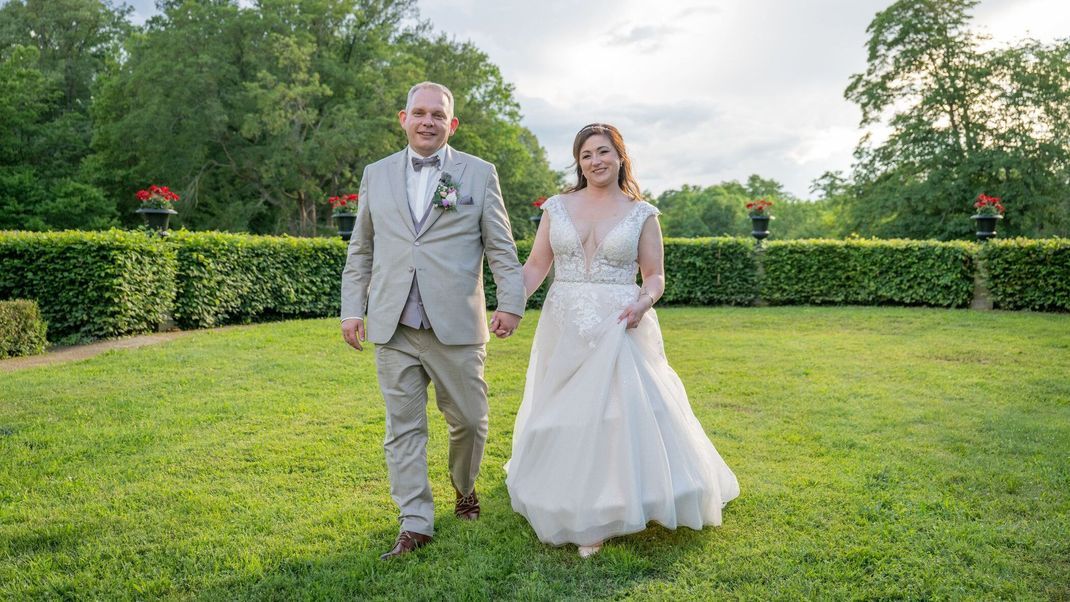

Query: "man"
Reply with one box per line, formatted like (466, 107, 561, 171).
(340, 82, 525, 560)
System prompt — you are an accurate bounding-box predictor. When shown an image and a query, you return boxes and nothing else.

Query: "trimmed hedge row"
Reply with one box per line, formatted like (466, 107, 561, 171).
(662, 238, 759, 305)
(761, 238, 977, 308)
(0, 230, 176, 343)
(170, 231, 345, 328)
(0, 299, 47, 358)
(980, 238, 1070, 311)
(2, 231, 1066, 344)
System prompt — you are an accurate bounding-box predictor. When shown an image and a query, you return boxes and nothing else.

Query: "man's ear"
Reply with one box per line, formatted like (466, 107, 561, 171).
(398, 110, 408, 127)
(449, 117, 459, 134)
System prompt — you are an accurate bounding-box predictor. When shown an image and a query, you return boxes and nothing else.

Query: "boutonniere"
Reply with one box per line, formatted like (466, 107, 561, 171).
(432, 172, 460, 211)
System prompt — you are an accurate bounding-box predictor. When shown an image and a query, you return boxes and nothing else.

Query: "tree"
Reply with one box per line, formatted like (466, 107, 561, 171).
(0, 45, 117, 230)
(843, 0, 1070, 239)
(0, 0, 128, 230)
(88, 0, 558, 236)
(654, 182, 749, 238)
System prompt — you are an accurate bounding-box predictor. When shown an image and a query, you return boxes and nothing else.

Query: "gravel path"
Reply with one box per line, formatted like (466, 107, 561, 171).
(0, 331, 190, 372)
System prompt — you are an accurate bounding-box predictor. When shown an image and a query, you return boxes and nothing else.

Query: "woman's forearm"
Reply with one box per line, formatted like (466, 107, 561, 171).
(523, 260, 552, 299)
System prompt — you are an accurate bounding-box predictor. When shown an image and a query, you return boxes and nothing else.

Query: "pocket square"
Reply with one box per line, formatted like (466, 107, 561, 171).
(458, 195, 474, 206)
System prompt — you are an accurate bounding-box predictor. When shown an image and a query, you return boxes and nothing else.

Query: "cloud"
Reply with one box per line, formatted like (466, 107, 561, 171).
(604, 24, 681, 52)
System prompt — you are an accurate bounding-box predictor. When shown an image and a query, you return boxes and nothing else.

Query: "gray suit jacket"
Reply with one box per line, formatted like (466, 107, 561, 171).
(340, 146, 525, 345)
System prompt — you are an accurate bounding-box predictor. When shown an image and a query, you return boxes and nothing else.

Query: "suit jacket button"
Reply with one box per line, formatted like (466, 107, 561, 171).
(408, 267, 414, 272)
(414, 241, 421, 246)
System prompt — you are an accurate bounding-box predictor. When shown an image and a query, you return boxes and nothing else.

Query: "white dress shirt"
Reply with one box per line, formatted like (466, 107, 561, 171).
(406, 145, 447, 221)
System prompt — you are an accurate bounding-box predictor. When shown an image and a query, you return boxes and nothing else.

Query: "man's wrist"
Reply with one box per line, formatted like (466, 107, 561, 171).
(341, 316, 364, 323)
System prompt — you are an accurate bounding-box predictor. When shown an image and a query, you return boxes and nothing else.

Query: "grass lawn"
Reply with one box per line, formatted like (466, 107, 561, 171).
(1, 306, 1069, 600)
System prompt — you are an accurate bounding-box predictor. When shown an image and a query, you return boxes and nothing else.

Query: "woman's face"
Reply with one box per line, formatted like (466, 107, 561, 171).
(578, 134, 620, 188)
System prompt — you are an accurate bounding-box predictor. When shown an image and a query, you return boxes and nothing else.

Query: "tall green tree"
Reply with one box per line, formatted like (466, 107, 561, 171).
(0, 0, 129, 230)
(89, 0, 558, 236)
(844, 0, 1070, 239)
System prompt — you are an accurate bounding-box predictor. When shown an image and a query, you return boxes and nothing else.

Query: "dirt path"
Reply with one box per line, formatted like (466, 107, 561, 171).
(0, 331, 190, 373)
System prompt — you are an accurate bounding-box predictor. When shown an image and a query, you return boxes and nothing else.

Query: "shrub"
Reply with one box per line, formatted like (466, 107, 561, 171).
(0, 299, 47, 358)
(761, 238, 976, 307)
(980, 238, 1070, 311)
(170, 231, 346, 328)
(662, 237, 759, 305)
(0, 230, 176, 343)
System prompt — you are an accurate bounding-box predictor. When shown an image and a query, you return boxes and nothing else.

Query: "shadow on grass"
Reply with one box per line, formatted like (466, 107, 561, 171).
(199, 481, 719, 601)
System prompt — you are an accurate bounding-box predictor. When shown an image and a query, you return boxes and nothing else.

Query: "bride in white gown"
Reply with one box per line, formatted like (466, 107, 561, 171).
(504, 123, 740, 558)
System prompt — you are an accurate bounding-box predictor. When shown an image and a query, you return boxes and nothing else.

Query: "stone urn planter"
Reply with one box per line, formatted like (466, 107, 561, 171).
(971, 214, 1003, 241)
(750, 215, 772, 243)
(334, 213, 357, 242)
(136, 207, 178, 234)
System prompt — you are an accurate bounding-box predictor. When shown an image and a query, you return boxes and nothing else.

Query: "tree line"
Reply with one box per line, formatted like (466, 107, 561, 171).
(1, 0, 1067, 240)
(0, 0, 558, 238)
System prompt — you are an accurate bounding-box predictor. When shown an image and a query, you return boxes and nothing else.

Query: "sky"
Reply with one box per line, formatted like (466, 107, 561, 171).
(126, 0, 1070, 198)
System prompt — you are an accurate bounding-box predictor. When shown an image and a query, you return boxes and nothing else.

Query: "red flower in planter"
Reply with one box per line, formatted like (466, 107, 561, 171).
(973, 194, 1005, 216)
(136, 185, 179, 209)
(746, 198, 773, 216)
(329, 193, 358, 215)
(533, 196, 548, 208)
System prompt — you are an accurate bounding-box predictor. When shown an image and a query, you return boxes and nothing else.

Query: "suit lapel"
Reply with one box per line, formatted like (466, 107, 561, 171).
(387, 151, 417, 238)
(417, 146, 468, 238)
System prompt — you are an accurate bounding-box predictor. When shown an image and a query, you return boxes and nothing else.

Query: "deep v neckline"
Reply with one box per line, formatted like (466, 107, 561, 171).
(558, 199, 642, 275)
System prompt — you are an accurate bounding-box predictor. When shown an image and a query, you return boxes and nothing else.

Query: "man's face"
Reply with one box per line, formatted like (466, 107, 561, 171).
(399, 88, 458, 156)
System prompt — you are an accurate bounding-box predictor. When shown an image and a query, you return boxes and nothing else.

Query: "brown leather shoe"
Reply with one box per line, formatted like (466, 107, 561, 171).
(455, 488, 480, 520)
(379, 530, 432, 560)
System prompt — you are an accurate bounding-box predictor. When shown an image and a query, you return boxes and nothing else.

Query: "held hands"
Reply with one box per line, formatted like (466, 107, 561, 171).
(490, 311, 521, 339)
(342, 318, 366, 351)
(617, 295, 654, 329)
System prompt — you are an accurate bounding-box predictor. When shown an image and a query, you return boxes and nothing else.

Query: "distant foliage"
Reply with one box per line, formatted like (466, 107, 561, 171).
(980, 238, 1070, 311)
(760, 239, 976, 308)
(0, 230, 175, 343)
(0, 299, 47, 358)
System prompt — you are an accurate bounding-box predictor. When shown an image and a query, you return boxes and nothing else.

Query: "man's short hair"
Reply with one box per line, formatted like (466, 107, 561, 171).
(406, 82, 455, 117)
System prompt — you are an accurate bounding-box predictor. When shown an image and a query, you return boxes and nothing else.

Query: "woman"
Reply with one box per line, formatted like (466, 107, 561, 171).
(505, 123, 740, 558)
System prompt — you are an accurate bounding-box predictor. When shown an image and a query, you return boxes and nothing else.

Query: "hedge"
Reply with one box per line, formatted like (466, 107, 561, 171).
(0, 230, 176, 343)
(2, 231, 1066, 346)
(761, 238, 976, 308)
(170, 231, 346, 328)
(0, 299, 47, 358)
(662, 238, 759, 305)
(980, 237, 1070, 311)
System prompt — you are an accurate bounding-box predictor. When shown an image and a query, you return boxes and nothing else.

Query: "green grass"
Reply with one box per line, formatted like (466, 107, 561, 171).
(1, 307, 1069, 600)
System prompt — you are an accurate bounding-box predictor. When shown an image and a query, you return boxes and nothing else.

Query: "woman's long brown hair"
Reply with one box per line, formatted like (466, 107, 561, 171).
(566, 123, 643, 200)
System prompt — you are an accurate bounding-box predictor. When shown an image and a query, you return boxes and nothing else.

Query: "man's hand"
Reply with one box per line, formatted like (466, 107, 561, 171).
(489, 311, 521, 339)
(342, 318, 366, 351)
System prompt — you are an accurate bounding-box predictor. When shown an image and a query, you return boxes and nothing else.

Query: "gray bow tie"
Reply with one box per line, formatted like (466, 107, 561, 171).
(411, 155, 441, 171)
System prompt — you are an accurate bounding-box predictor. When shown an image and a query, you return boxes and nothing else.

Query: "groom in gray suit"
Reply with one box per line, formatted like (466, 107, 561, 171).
(340, 82, 525, 560)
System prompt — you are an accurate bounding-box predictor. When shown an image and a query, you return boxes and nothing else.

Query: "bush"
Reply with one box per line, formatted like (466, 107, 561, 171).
(0, 230, 176, 343)
(761, 238, 976, 307)
(170, 231, 346, 328)
(980, 238, 1070, 311)
(0, 299, 47, 358)
(662, 237, 759, 305)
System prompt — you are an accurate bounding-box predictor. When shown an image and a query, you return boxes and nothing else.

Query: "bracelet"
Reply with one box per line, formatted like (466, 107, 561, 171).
(638, 289, 655, 307)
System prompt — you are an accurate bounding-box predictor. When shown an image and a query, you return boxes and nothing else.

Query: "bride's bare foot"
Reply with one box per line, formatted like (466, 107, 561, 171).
(577, 542, 603, 558)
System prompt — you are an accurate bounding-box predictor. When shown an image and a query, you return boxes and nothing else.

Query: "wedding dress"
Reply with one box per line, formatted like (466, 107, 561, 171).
(505, 195, 740, 547)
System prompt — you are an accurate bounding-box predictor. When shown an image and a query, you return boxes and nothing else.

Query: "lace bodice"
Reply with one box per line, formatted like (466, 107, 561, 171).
(542, 195, 660, 285)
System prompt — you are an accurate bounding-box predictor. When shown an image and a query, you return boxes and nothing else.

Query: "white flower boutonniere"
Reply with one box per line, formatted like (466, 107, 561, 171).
(432, 172, 459, 211)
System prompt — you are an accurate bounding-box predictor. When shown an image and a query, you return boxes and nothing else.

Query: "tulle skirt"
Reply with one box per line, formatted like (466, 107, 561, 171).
(505, 281, 740, 546)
